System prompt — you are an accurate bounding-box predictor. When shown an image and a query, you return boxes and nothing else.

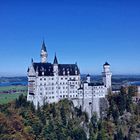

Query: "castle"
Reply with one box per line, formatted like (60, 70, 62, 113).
(27, 41, 112, 118)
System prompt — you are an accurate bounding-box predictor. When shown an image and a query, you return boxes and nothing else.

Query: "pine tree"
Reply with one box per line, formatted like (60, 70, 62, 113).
(60, 105, 67, 126)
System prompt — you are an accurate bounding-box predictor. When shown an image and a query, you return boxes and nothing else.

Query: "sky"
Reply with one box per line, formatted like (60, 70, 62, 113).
(0, 0, 140, 76)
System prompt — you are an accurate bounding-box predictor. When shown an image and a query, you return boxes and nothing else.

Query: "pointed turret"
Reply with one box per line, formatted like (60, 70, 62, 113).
(103, 62, 110, 66)
(86, 74, 91, 83)
(40, 40, 48, 63)
(53, 53, 58, 64)
(53, 53, 58, 75)
(31, 58, 34, 64)
(102, 62, 112, 91)
(41, 40, 47, 52)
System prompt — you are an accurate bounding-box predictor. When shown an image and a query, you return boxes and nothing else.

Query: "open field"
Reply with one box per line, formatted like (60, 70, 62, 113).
(0, 92, 27, 104)
(0, 85, 27, 104)
(0, 85, 27, 92)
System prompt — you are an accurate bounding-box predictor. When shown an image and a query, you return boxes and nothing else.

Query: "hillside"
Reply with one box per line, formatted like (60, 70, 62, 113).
(0, 86, 140, 140)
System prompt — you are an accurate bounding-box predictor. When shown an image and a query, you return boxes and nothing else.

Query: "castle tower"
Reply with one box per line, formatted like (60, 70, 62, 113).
(86, 74, 91, 83)
(102, 62, 112, 90)
(53, 53, 58, 75)
(40, 41, 48, 63)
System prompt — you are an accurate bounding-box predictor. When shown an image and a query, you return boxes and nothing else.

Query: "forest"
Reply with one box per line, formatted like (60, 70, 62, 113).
(0, 86, 140, 140)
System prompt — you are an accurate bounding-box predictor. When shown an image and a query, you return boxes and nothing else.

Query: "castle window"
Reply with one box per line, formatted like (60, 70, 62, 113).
(61, 77, 63, 80)
(44, 78, 46, 80)
(65, 77, 67, 80)
(52, 96, 54, 99)
(63, 95, 65, 98)
(40, 78, 42, 80)
(40, 93, 42, 95)
(40, 83, 42, 86)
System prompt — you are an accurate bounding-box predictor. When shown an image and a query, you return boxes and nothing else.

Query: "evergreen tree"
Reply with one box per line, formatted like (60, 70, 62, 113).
(60, 105, 67, 126)
(72, 127, 87, 140)
(117, 129, 123, 140)
(91, 113, 98, 132)
(51, 104, 56, 118)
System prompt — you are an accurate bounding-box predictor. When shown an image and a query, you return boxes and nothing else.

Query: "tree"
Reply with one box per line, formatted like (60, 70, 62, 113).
(51, 104, 56, 118)
(91, 113, 98, 132)
(72, 127, 87, 140)
(30, 101, 35, 113)
(32, 121, 42, 136)
(15, 94, 28, 108)
(116, 129, 123, 140)
(43, 121, 56, 139)
(60, 105, 67, 126)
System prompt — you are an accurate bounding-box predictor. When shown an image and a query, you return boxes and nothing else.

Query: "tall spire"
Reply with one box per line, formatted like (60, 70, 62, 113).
(53, 53, 58, 64)
(41, 40, 47, 52)
(40, 40, 48, 63)
(31, 58, 34, 64)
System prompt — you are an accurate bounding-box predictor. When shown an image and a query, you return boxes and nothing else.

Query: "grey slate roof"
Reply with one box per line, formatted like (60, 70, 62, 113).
(33, 63, 53, 76)
(88, 82, 104, 86)
(32, 62, 80, 76)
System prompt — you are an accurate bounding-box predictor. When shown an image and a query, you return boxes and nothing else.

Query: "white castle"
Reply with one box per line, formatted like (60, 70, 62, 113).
(27, 41, 112, 118)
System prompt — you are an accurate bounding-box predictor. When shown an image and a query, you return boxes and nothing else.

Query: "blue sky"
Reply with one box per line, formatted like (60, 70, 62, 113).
(0, 0, 140, 76)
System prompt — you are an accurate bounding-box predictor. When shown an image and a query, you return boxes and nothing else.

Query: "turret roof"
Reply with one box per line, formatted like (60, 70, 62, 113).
(104, 62, 110, 66)
(41, 41, 47, 52)
(53, 54, 58, 64)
